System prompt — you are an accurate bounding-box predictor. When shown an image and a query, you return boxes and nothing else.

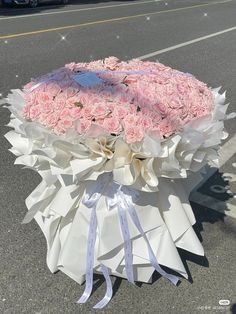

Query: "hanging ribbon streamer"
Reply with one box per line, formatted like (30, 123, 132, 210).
(77, 174, 178, 309)
(93, 264, 113, 309)
(121, 187, 179, 286)
(116, 199, 135, 284)
(76, 195, 98, 305)
(106, 184, 135, 284)
(77, 174, 113, 309)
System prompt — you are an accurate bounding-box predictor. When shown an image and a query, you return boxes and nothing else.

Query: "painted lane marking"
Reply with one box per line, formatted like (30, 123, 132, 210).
(137, 25, 236, 59)
(0, 0, 163, 21)
(0, 0, 232, 40)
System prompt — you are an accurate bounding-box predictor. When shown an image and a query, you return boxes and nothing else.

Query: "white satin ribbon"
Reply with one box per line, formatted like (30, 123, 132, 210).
(77, 174, 113, 309)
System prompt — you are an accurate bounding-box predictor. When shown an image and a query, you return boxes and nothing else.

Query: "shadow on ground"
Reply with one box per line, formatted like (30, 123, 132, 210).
(231, 303, 236, 313)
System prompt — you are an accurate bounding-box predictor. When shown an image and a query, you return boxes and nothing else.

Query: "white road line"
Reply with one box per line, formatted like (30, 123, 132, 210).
(137, 26, 236, 59)
(0, 0, 162, 21)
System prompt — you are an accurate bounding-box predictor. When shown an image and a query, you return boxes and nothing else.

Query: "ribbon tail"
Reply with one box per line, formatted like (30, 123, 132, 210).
(93, 264, 113, 309)
(127, 200, 179, 286)
(117, 202, 135, 284)
(77, 205, 97, 304)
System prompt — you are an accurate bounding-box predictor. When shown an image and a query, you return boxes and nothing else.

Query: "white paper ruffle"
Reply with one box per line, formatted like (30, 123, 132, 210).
(2, 87, 233, 285)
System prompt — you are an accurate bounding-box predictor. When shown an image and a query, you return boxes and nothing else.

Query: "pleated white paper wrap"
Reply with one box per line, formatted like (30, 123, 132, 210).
(2, 87, 234, 307)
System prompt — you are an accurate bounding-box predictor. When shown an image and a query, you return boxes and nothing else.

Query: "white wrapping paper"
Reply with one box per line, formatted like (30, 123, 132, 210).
(2, 87, 233, 288)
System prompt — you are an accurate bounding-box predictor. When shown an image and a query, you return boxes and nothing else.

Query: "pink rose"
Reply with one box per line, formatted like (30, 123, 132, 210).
(66, 96, 80, 107)
(177, 82, 188, 94)
(104, 56, 119, 70)
(128, 104, 137, 114)
(164, 84, 174, 96)
(140, 107, 150, 116)
(41, 101, 53, 114)
(65, 62, 77, 71)
(30, 105, 41, 119)
(60, 108, 71, 118)
(54, 99, 66, 111)
(92, 103, 109, 118)
(123, 75, 139, 84)
(65, 85, 79, 98)
(190, 104, 209, 118)
(45, 113, 59, 127)
(55, 92, 67, 101)
(38, 92, 53, 105)
(153, 102, 166, 114)
(124, 126, 144, 143)
(82, 107, 93, 119)
(38, 113, 49, 125)
(123, 114, 139, 126)
(168, 97, 183, 109)
(69, 107, 82, 119)
(138, 116, 153, 129)
(157, 118, 180, 137)
(79, 93, 91, 107)
(76, 119, 92, 134)
(113, 106, 129, 119)
(53, 124, 64, 135)
(154, 63, 169, 72)
(154, 76, 169, 85)
(45, 82, 61, 96)
(25, 93, 37, 107)
(22, 106, 31, 119)
(180, 105, 195, 122)
(106, 102, 115, 112)
(102, 117, 122, 134)
(149, 111, 162, 124)
(88, 95, 103, 106)
(59, 117, 74, 130)
(95, 118, 105, 126)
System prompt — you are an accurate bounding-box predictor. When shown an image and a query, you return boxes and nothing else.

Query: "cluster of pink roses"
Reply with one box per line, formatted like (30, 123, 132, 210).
(22, 57, 214, 143)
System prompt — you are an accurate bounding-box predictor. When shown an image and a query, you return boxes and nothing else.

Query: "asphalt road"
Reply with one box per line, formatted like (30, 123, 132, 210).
(0, 0, 236, 313)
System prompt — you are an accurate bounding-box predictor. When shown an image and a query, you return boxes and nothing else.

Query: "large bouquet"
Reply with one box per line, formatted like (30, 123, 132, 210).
(2, 57, 234, 309)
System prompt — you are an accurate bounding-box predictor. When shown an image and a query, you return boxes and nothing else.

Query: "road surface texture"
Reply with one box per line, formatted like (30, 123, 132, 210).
(0, 0, 235, 313)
